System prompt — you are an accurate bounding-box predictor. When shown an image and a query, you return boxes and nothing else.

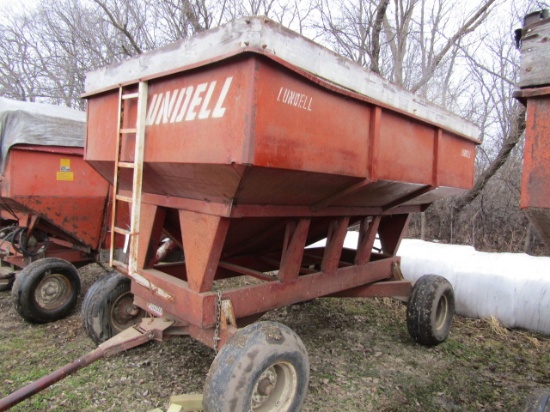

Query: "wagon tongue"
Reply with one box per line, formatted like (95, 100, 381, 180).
(0, 318, 173, 411)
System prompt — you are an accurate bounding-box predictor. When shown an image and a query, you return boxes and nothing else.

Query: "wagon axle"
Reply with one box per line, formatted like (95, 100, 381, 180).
(0, 270, 455, 411)
(2, 14, 476, 411)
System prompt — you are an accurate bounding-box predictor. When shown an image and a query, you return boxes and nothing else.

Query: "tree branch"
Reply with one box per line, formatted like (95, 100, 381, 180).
(410, 0, 497, 93)
(454, 105, 526, 213)
(369, 0, 390, 74)
(93, 0, 142, 55)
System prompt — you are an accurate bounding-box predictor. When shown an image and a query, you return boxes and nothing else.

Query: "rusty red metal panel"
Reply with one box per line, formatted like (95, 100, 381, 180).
(321, 217, 349, 273)
(86, 59, 253, 203)
(179, 210, 230, 292)
(378, 214, 411, 256)
(329, 280, 412, 298)
(232, 167, 362, 207)
(131, 256, 397, 328)
(85, 53, 477, 211)
(139, 58, 252, 166)
(375, 113, 475, 190)
(437, 131, 477, 189)
(518, 94, 550, 250)
(278, 218, 311, 281)
(522, 96, 550, 209)
(331, 180, 428, 208)
(355, 216, 381, 265)
(81, 17, 481, 350)
(253, 60, 370, 177)
(368, 107, 382, 181)
(85, 91, 119, 165)
(377, 111, 434, 185)
(432, 129, 443, 187)
(1, 146, 110, 248)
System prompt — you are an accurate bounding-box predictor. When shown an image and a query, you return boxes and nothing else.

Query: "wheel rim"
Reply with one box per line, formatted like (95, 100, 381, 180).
(251, 361, 298, 411)
(34, 272, 72, 311)
(110, 291, 143, 332)
(434, 294, 449, 331)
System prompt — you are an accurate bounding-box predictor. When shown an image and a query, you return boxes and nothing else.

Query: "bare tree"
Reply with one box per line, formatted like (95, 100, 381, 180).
(0, 0, 147, 108)
(370, 0, 390, 73)
(0, 0, 544, 253)
(408, 0, 497, 93)
(312, 0, 385, 68)
(0, 17, 40, 102)
(156, 0, 214, 40)
(311, 0, 497, 101)
(410, 0, 550, 254)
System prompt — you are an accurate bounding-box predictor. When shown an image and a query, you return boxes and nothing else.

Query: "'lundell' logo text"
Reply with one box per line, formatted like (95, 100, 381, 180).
(146, 77, 233, 125)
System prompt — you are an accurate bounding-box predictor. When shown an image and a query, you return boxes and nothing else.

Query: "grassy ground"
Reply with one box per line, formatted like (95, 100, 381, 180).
(0, 264, 548, 411)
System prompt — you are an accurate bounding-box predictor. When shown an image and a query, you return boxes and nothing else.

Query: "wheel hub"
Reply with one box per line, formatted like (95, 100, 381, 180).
(111, 292, 143, 330)
(44, 284, 59, 297)
(35, 273, 71, 310)
(256, 368, 277, 397)
(251, 362, 297, 411)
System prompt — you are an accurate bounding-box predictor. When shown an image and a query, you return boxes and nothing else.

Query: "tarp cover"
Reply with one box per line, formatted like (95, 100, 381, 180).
(0, 97, 86, 172)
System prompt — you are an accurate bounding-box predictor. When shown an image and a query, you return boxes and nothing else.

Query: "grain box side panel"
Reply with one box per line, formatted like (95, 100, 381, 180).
(437, 132, 477, 189)
(252, 59, 370, 178)
(376, 111, 434, 185)
(142, 58, 253, 166)
(4, 149, 109, 247)
(86, 91, 119, 162)
(521, 96, 550, 209)
(85, 91, 119, 182)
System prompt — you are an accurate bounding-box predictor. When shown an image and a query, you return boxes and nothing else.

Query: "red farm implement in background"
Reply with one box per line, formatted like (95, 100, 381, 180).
(0, 17, 479, 411)
(515, 10, 550, 254)
(0, 98, 132, 324)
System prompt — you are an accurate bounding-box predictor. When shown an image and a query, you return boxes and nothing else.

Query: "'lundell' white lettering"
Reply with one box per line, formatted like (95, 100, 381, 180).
(276, 86, 313, 111)
(146, 76, 233, 125)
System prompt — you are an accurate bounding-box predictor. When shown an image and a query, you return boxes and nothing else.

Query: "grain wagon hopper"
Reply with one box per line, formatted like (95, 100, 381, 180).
(0, 98, 126, 324)
(0, 17, 479, 411)
(514, 10, 550, 253)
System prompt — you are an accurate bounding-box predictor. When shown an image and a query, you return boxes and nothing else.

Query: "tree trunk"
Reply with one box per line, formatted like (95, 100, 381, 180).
(420, 212, 426, 240)
(454, 105, 526, 214)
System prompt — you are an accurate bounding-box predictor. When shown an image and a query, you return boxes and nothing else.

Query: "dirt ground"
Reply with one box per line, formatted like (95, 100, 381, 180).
(0, 263, 549, 411)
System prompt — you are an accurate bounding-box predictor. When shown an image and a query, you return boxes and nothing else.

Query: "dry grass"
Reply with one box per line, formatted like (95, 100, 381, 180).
(0, 266, 549, 411)
(486, 315, 509, 337)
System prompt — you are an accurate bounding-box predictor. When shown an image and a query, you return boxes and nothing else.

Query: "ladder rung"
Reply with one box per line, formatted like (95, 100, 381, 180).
(115, 194, 133, 203)
(111, 260, 126, 270)
(122, 92, 139, 100)
(118, 162, 135, 169)
(111, 82, 148, 273)
(113, 226, 131, 236)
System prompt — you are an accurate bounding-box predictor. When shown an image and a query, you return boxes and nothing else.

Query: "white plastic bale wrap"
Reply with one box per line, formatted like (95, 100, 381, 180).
(0, 98, 86, 172)
(309, 234, 550, 335)
(399, 239, 550, 336)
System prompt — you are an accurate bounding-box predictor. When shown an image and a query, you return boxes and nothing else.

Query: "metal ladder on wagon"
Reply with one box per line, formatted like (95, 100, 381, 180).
(80, 83, 150, 346)
(110, 81, 148, 274)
